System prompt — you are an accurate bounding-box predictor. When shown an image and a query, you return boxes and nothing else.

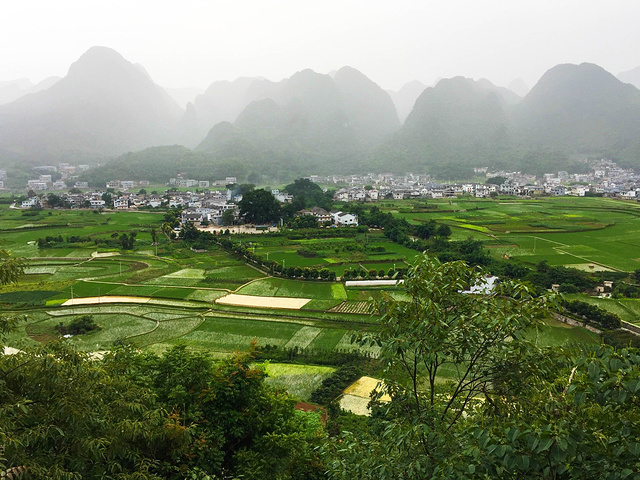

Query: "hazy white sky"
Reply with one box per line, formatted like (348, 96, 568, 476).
(1, 0, 639, 91)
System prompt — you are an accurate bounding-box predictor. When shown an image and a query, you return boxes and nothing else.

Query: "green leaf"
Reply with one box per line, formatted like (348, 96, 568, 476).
(624, 379, 640, 393)
(518, 455, 530, 470)
(537, 438, 553, 453)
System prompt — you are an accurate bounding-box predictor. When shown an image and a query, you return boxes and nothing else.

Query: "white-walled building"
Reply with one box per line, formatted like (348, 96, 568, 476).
(331, 211, 358, 226)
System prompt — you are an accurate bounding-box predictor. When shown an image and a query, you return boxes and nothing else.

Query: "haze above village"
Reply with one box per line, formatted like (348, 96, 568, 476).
(3, 0, 640, 184)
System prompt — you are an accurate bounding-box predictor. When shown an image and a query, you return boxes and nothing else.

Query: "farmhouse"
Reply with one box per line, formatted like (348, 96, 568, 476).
(331, 211, 358, 226)
(113, 197, 129, 209)
(27, 180, 48, 191)
(21, 197, 41, 208)
(182, 211, 207, 223)
(299, 206, 331, 223)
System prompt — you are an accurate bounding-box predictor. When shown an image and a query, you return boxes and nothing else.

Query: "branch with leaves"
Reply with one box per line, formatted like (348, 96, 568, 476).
(0, 250, 25, 286)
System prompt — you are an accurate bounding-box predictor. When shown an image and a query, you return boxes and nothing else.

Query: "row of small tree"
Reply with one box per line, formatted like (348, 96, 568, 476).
(562, 299, 622, 329)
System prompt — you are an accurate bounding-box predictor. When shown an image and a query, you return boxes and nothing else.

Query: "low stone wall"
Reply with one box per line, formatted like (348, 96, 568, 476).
(553, 313, 602, 334)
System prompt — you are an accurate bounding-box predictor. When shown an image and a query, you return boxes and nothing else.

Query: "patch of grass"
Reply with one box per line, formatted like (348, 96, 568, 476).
(0, 290, 59, 304)
(303, 299, 344, 311)
(27, 313, 156, 350)
(239, 278, 340, 300)
(45, 281, 120, 300)
(174, 316, 302, 352)
(284, 326, 322, 349)
(331, 283, 347, 300)
(149, 287, 194, 299)
(186, 290, 228, 302)
(130, 317, 204, 347)
(164, 268, 206, 279)
(308, 329, 350, 350)
(263, 363, 335, 401)
(529, 317, 600, 346)
(564, 295, 638, 324)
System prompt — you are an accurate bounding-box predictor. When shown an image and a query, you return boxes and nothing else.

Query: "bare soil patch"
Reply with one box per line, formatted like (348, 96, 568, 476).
(216, 293, 310, 310)
(62, 296, 151, 306)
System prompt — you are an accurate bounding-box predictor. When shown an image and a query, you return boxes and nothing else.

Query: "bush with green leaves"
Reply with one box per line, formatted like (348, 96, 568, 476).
(310, 365, 363, 405)
(55, 315, 100, 336)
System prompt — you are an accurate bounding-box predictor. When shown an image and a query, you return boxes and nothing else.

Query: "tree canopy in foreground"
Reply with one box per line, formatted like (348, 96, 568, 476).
(0, 341, 324, 480)
(324, 254, 640, 480)
(1, 254, 640, 479)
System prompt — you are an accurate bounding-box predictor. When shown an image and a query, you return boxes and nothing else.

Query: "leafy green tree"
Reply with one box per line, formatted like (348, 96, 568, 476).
(325, 254, 555, 479)
(221, 208, 235, 226)
(486, 176, 507, 185)
(113, 344, 326, 479)
(415, 220, 437, 239)
(461, 345, 640, 479)
(0, 250, 25, 285)
(236, 183, 255, 195)
(118, 232, 137, 250)
(436, 223, 452, 238)
(325, 255, 640, 479)
(179, 221, 200, 242)
(238, 189, 281, 224)
(55, 315, 100, 335)
(0, 343, 189, 479)
(290, 215, 319, 229)
(283, 178, 332, 210)
(46, 193, 66, 208)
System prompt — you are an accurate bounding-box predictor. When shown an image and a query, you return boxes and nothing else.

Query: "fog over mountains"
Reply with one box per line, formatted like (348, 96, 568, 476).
(0, 47, 183, 161)
(0, 76, 60, 106)
(2, 46, 640, 181)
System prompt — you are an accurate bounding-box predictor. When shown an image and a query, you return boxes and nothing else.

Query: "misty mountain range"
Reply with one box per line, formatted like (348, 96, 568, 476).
(2, 46, 640, 182)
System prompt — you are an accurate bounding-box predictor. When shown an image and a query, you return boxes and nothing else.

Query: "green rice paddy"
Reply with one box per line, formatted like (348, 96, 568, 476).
(1, 199, 634, 356)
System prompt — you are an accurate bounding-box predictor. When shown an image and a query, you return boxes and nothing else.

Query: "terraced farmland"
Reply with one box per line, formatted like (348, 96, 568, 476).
(0, 199, 626, 359)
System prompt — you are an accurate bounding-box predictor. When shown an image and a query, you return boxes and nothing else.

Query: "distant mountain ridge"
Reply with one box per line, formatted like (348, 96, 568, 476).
(618, 65, 640, 89)
(375, 76, 513, 176)
(0, 46, 182, 161)
(515, 63, 640, 155)
(387, 80, 427, 123)
(372, 64, 640, 176)
(0, 76, 60, 105)
(195, 66, 401, 175)
(3, 47, 640, 180)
